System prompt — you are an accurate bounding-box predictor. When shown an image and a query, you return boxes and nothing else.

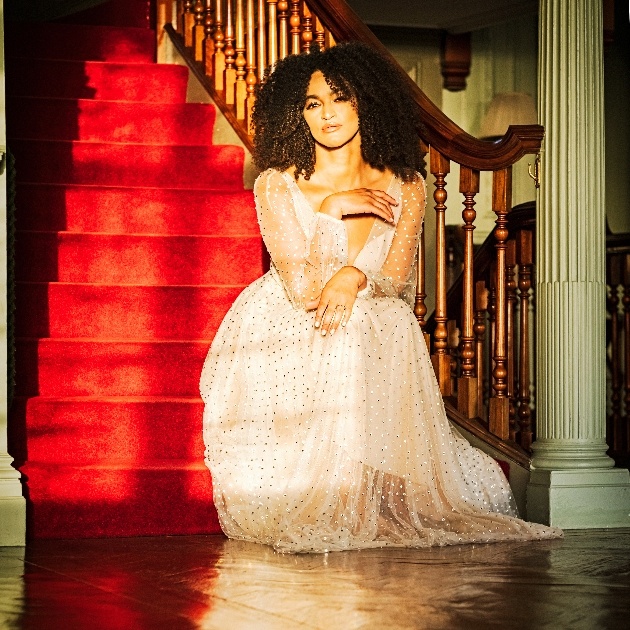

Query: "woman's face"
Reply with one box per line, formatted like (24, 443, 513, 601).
(303, 71, 359, 149)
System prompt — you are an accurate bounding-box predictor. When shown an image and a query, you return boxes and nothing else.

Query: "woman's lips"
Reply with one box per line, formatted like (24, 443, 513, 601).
(322, 124, 340, 132)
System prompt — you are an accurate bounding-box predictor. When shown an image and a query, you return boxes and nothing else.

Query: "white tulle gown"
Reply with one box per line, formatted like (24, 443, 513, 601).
(200, 168, 561, 553)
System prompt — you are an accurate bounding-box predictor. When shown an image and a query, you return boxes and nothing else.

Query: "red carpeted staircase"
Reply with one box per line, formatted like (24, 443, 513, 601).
(6, 14, 262, 537)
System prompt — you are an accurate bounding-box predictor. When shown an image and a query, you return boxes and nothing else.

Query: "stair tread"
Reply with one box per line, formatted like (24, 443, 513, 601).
(11, 139, 245, 189)
(7, 96, 217, 145)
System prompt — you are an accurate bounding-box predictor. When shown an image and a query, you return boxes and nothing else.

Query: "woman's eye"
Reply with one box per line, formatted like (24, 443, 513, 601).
(334, 95, 348, 102)
(305, 101, 319, 110)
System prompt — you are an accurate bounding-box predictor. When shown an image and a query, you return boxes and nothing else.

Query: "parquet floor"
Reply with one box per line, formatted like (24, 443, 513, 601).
(1, 529, 629, 629)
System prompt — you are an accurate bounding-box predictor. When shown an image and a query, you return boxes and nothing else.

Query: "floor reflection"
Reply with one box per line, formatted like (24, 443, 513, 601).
(0, 530, 628, 629)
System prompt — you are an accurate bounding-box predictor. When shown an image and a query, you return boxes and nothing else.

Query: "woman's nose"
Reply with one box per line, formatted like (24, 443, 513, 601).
(321, 102, 335, 119)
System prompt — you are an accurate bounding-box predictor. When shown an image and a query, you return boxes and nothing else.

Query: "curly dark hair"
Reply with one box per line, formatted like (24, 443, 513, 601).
(251, 41, 426, 182)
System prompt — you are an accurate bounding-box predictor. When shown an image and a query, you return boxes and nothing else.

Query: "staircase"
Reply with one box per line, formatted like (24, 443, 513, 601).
(6, 15, 262, 537)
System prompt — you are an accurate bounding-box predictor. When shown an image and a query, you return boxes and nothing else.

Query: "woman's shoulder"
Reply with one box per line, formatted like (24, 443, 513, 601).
(254, 168, 294, 190)
(400, 172, 427, 196)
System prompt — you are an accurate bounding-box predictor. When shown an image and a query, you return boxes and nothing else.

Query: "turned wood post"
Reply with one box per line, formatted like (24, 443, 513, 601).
(290, 0, 301, 54)
(245, 0, 257, 130)
(257, 0, 267, 82)
(203, 0, 216, 76)
(278, 1, 289, 59)
(415, 228, 429, 348)
(182, 0, 195, 46)
(301, 3, 313, 52)
(607, 254, 622, 450)
(489, 167, 512, 440)
(193, 0, 206, 60)
(624, 254, 630, 452)
(457, 166, 479, 418)
(234, 0, 247, 119)
(430, 147, 452, 396)
(474, 280, 488, 421)
(517, 229, 534, 451)
(267, 0, 278, 67)
(213, 0, 226, 91)
(224, 0, 236, 104)
(314, 16, 325, 51)
(506, 238, 518, 441)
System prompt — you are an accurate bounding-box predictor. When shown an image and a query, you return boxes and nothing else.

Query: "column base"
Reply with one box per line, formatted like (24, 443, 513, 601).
(527, 468, 630, 529)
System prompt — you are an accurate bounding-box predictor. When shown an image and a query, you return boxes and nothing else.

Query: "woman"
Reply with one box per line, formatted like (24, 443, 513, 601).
(200, 42, 561, 553)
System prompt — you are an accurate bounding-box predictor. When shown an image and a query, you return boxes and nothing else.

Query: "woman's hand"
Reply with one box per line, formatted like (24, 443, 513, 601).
(319, 188, 397, 223)
(306, 266, 367, 336)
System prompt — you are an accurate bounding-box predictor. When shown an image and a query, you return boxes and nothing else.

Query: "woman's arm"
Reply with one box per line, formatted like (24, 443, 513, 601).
(310, 177, 426, 335)
(254, 169, 348, 309)
(354, 177, 426, 303)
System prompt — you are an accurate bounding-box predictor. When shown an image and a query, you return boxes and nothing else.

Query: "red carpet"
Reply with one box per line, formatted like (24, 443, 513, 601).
(6, 13, 261, 537)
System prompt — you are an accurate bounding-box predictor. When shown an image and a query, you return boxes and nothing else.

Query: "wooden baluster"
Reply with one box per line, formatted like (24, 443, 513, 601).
(517, 229, 533, 451)
(448, 320, 460, 394)
(430, 148, 452, 396)
(157, 0, 175, 47)
(290, 1, 301, 54)
(213, 0, 226, 91)
(193, 0, 206, 60)
(414, 228, 429, 348)
(314, 16, 325, 51)
(506, 238, 518, 441)
(474, 280, 488, 421)
(257, 0, 267, 81)
(623, 254, 630, 453)
(182, 0, 195, 46)
(234, 0, 247, 119)
(488, 268, 497, 384)
(488, 168, 512, 440)
(175, 0, 185, 35)
(278, 1, 289, 59)
(324, 28, 335, 48)
(487, 268, 497, 400)
(267, 1, 278, 68)
(245, 0, 257, 130)
(224, 0, 236, 104)
(457, 166, 479, 418)
(301, 3, 313, 52)
(608, 255, 622, 451)
(203, 0, 216, 77)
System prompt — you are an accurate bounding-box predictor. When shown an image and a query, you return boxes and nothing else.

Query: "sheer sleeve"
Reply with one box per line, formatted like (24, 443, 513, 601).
(354, 176, 426, 306)
(254, 169, 348, 310)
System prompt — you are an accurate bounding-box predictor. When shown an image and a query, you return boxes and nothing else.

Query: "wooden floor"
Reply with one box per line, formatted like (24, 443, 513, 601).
(1, 529, 629, 629)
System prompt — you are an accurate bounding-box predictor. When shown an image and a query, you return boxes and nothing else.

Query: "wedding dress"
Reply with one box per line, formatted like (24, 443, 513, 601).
(200, 168, 561, 553)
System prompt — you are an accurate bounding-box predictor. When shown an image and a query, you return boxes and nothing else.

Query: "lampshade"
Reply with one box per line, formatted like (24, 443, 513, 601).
(479, 92, 537, 139)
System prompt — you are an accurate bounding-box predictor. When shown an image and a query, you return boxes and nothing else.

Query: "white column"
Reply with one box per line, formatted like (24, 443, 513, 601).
(527, 0, 630, 528)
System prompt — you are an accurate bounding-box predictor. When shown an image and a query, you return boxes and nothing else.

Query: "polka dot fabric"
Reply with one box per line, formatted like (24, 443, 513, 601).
(200, 168, 562, 553)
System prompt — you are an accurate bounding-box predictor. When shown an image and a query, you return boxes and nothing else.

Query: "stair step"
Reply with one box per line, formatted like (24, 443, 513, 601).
(16, 339, 210, 397)
(19, 460, 220, 538)
(16, 282, 247, 340)
(15, 184, 258, 235)
(6, 58, 188, 102)
(11, 396, 205, 463)
(4, 23, 155, 62)
(10, 139, 245, 189)
(17, 232, 264, 284)
(7, 97, 217, 145)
